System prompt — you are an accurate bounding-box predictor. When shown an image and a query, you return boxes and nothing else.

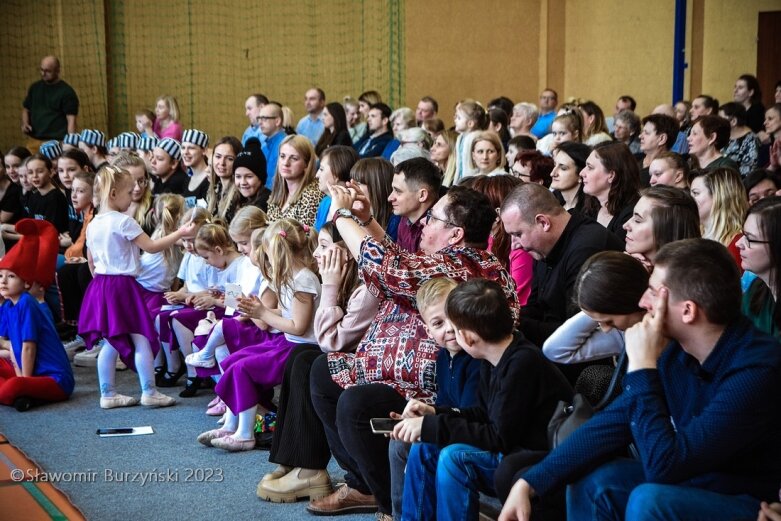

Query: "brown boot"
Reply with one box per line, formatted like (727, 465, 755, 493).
(306, 483, 378, 515)
(257, 467, 333, 503)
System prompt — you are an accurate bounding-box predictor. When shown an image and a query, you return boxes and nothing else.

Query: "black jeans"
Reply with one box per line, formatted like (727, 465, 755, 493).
(310, 354, 407, 514)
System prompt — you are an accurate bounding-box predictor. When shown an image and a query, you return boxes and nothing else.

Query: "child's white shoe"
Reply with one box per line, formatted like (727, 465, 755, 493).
(185, 350, 216, 368)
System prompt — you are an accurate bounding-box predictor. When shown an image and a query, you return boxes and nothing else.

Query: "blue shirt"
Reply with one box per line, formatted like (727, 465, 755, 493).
(0, 292, 75, 395)
(296, 114, 325, 145)
(262, 130, 286, 190)
(242, 125, 265, 147)
(435, 348, 480, 408)
(531, 111, 556, 138)
(314, 195, 331, 232)
(672, 130, 689, 154)
(523, 318, 781, 501)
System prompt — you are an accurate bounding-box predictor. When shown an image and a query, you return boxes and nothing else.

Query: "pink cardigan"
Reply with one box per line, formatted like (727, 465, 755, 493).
(154, 120, 183, 141)
(314, 283, 380, 353)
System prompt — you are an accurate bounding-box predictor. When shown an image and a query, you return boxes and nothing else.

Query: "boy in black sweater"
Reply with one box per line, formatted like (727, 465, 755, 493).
(391, 278, 572, 521)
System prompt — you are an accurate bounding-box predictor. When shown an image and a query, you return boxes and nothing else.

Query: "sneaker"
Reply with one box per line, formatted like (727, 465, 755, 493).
(211, 435, 255, 452)
(206, 399, 226, 416)
(63, 336, 86, 360)
(185, 350, 216, 368)
(100, 394, 139, 409)
(140, 390, 176, 407)
(197, 428, 234, 446)
(74, 343, 102, 367)
(306, 483, 377, 515)
(257, 468, 333, 503)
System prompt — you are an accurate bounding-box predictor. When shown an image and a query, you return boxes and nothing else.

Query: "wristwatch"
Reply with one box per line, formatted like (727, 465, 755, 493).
(332, 208, 374, 227)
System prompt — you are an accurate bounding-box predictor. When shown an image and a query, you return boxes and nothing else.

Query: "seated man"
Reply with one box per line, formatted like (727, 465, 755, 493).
(354, 103, 394, 159)
(500, 238, 781, 521)
(390, 158, 441, 253)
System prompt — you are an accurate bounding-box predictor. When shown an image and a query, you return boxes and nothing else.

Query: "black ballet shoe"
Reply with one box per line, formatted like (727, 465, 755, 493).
(178, 377, 204, 397)
(156, 364, 186, 388)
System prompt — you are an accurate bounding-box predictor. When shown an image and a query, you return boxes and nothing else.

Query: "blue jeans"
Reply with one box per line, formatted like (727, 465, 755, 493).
(389, 440, 411, 521)
(402, 442, 500, 521)
(568, 458, 761, 521)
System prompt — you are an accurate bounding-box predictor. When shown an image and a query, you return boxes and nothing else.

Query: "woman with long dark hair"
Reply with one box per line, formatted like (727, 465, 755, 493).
(315, 102, 353, 157)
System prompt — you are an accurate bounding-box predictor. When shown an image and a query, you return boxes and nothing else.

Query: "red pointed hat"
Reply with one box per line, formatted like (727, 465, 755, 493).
(0, 219, 59, 287)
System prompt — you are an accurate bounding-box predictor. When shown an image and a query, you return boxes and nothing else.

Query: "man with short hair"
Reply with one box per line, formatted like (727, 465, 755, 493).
(389, 158, 442, 253)
(296, 88, 326, 145)
(607, 95, 637, 133)
(499, 238, 781, 521)
(21, 56, 79, 148)
(500, 183, 623, 352)
(415, 96, 438, 125)
(530, 89, 558, 138)
(639, 114, 679, 185)
(258, 103, 285, 189)
(242, 93, 269, 146)
(354, 103, 394, 159)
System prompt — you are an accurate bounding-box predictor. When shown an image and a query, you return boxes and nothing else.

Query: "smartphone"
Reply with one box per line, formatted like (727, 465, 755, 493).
(370, 418, 401, 434)
(96, 428, 134, 435)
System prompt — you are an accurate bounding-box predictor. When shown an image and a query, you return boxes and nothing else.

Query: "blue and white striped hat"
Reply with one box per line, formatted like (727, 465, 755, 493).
(137, 135, 159, 152)
(63, 133, 80, 147)
(182, 129, 209, 148)
(79, 129, 106, 147)
(116, 132, 139, 149)
(39, 140, 62, 160)
(157, 138, 182, 162)
(106, 137, 117, 150)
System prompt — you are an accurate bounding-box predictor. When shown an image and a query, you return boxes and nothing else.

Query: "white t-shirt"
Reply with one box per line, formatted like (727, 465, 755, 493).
(279, 268, 321, 344)
(177, 252, 218, 292)
(86, 211, 144, 275)
(214, 255, 244, 290)
(136, 251, 178, 292)
(236, 255, 263, 297)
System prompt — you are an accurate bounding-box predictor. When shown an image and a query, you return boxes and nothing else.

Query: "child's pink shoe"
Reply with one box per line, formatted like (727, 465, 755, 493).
(207, 396, 221, 408)
(206, 399, 227, 416)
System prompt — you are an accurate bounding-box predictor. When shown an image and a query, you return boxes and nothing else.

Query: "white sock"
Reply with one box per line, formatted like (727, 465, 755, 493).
(97, 340, 119, 397)
(215, 345, 230, 372)
(235, 406, 257, 440)
(172, 318, 196, 377)
(223, 409, 238, 432)
(198, 320, 225, 360)
(131, 334, 157, 396)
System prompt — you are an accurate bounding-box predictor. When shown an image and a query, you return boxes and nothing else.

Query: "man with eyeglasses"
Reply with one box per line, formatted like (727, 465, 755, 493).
(21, 56, 79, 151)
(530, 89, 558, 139)
(258, 103, 285, 189)
(388, 158, 442, 253)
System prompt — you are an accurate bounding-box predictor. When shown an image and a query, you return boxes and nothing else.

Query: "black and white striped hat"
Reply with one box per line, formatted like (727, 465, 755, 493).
(157, 138, 182, 162)
(39, 140, 62, 160)
(137, 135, 159, 151)
(182, 129, 209, 148)
(106, 138, 118, 150)
(116, 132, 139, 149)
(63, 133, 80, 146)
(79, 129, 106, 147)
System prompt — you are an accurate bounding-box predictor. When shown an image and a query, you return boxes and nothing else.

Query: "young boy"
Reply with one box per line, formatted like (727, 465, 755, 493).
(0, 219, 74, 411)
(388, 278, 482, 520)
(391, 278, 572, 521)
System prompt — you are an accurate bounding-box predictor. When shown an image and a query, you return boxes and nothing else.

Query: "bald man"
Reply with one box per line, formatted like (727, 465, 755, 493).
(22, 56, 79, 145)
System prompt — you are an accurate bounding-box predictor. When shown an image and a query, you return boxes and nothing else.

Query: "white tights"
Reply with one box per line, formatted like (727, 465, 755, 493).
(97, 334, 157, 397)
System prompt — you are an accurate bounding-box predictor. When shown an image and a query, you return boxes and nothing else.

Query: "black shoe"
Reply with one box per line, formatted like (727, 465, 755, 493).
(157, 365, 186, 387)
(179, 377, 204, 397)
(13, 397, 33, 412)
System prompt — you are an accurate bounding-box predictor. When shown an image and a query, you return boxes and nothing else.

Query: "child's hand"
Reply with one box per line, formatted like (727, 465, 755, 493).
(178, 220, 197, 238)
(391, 399, 435, 419)
(318, 247, 349, 286)
(391, 417, 424, 443)
(192, 294, 217, 310)
(164, 290, 185, 304)
(237, 295, 264, 319)
(65, 256, 87, 264)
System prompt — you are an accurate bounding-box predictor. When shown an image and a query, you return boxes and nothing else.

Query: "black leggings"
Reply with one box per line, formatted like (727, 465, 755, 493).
(57, 262, 92, 322)
(310, 354, 407, 515)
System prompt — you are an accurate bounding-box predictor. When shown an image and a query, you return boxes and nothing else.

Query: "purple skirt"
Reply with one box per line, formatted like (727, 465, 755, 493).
(215, 333, 297, 414)
(78, 274, 159, 372)
(193, 316, 268, 378)
(163, 307, 225, 350)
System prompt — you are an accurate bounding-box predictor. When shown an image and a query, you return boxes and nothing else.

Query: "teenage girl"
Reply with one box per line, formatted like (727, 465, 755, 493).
(180, 129, 210, 208)
(113, 153, 153, 229)
(57, 149, 92, 250)
(197, 218, 321, 452)
(453, 100, 488, 182)
(0, 148, 23, 225)
(25, 154, 69, 235)
(78, 165, 196, 409)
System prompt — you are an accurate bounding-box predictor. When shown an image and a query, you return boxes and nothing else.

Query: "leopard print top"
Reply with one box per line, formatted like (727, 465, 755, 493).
(266, 182, 324, 227)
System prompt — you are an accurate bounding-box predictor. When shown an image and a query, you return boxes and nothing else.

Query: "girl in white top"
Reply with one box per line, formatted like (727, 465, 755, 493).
(78, 165, 196, 409)
(197, 218, 321, 452)
(453, 101, 487, 183)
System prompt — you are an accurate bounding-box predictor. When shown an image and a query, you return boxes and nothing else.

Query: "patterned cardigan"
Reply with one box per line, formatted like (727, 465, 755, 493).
(327, 236, 519, 403)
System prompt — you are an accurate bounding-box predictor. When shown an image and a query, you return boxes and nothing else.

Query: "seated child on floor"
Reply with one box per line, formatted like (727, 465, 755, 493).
(391, 279, 572, 521)
(0, 219, 74, 411)
(387, 277, 482, 519)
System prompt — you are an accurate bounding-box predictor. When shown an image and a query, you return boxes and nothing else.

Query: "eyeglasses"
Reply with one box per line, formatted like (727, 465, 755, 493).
(425, 209, 457, 228)
(742, 233, 771, 249)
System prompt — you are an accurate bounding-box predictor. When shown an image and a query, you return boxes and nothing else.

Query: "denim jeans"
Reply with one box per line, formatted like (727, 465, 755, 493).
(568, 458, 760, 521)
(389, 440, 411, 521)
(402, 442, 500, 521)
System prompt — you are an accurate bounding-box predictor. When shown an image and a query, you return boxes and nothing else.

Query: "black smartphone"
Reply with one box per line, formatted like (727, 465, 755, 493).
(370, 418, 401, 434)
(96, 428, 134, 435)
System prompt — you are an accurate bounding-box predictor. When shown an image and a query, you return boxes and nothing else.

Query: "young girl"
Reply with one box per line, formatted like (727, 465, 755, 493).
(180, 129, 211, 208)
(150, 138, 188, 196)
(0, 148, 23, 225)
(136, 135, 158, 173)
(135, 109, 156, 139)
(153, 95, 184, 141)
(648, 151, 690, 189)
(4, 146, 32, 184)
(453, 100, 487, 182)
(197, 218, 321, 452)
(58, 149, 92, 250)
(78, 165, 196, 409)
(259, 222, 381, 502)
(113, 153, 153, 229)
(25, 154, 69, 235)
(77, 129, 109, 171)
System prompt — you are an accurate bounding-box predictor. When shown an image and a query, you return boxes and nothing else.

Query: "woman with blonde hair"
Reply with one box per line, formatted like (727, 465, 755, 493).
(112, 152, 153, 230)
(152, 95, 183, 141)
(431, 129, 458, 187)
(689, 167, 748, 266)
(267, 135, 324, 227)
(468, 131, 506, 176)
(579, 101, 612, 146)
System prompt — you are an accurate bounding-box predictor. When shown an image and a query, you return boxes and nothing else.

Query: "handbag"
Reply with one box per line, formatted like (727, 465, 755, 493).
(547, 349, 628, 448)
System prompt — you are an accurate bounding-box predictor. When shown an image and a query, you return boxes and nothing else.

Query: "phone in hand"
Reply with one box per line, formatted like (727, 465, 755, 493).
(370, 418, 401, 434)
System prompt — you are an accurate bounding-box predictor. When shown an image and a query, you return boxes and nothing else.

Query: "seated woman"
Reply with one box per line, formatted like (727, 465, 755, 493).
(430, 129, 458, 187)
(349, 158, 400, 241)
(257, 222, 380, 502)
(579, 101, 613, 147)
(510, 150, 554, 186)
(543, 185, 701, 364)
(315, 102, 353, 157)
(550, 141, 596, 214)
(688, 115, 740, 172)
(744, 169, 781, 206)
(468, 131, 506, 177)
(719, 102, 760, 176)
(737, 196, 781, 341)
(648, 151, 690, 189)
(580, 142, 641, 243)
(690, 167, 747, 267)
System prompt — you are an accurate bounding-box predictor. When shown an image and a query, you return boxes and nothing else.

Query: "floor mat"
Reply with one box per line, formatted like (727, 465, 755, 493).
(0, 434, 85, 521)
